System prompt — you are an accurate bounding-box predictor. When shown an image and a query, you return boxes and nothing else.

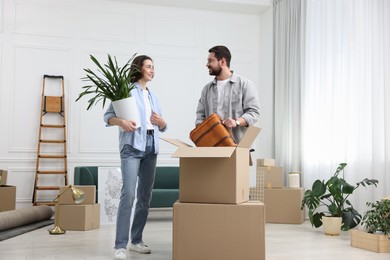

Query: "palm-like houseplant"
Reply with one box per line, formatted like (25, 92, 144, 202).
(301, 163, 379, 231)
(76, 53, 138, 110)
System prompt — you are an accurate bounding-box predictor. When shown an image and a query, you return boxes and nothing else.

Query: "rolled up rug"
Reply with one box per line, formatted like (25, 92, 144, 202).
(0, 205, 53, 231)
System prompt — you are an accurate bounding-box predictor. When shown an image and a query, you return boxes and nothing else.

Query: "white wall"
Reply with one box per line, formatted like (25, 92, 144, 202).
(0, 0, 273, 206)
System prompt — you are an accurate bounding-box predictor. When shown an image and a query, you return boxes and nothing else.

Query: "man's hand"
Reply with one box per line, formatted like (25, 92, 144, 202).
(223, 118, 236, 129)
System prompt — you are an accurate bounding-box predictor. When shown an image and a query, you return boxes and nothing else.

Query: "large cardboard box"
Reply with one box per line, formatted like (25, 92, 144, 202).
(163, 126, 261, 204)
(58, 185, 96, 205)
(264, 187, 305, 224)
(350, 229, 390, 253)
(57, 204, 100, 231)
(0, 185, 16, 212)
(173, 201, 265, 260)
(257, 166, 284, 188)
(0, 170, 7, 185)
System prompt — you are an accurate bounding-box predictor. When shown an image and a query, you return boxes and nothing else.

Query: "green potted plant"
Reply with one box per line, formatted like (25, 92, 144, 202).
(76, 53, 140, 125)
(350, 198, 390, 253)
(301, 163, 379, 234)
(362, 199, 390, 235)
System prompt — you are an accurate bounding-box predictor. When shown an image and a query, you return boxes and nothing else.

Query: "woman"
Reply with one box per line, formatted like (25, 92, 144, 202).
(103, 55, 167, 260)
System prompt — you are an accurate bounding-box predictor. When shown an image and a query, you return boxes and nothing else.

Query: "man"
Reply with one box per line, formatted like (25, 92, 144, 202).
(195, 45, 260, 142)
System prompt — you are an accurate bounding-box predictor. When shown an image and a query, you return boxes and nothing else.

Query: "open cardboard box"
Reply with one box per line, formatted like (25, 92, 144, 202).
(162, 126, 261, 204)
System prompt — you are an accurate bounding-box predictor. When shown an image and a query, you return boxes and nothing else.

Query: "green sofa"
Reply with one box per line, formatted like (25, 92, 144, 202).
(73, 166, 179, 208)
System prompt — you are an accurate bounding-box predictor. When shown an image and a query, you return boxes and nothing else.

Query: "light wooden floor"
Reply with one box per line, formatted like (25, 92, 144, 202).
(0, 209, 389, 260)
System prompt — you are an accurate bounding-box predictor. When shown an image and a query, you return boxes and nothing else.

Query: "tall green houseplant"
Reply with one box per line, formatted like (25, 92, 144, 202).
(301, 163, 379, 231)
(76, 53, 138, 110)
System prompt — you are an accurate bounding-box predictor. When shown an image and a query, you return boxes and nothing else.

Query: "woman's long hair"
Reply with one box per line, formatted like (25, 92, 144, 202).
(130, 55, 153, 83)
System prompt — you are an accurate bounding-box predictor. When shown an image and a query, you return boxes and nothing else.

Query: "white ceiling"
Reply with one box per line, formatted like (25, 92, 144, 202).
(105, 0, 272, 14)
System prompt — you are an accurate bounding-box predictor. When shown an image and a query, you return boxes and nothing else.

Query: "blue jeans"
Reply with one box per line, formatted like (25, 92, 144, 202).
(115, 134, 157, 249)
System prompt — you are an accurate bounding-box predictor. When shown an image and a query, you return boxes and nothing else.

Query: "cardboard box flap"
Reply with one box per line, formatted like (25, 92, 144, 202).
(172, 147, 236, 158)
(0, 170, 7, 186)
(237, 126, 261, 148)
(161, 138, 193, 148)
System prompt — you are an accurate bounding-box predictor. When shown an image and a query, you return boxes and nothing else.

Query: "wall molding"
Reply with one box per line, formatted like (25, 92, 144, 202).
(13, 0, 73, 37)
(80, 8, 136, 42)
(8, 43, 71, 153)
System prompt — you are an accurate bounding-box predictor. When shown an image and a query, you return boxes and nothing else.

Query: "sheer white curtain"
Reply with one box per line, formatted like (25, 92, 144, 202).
(273, 0, 304, 174)
(302, 0, 390, 211)
(274, 0, 390, 213)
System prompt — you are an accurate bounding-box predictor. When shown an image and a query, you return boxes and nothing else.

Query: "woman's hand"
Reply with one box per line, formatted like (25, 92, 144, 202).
(119, 119, 137, 132)
(151, 112, 166, 130)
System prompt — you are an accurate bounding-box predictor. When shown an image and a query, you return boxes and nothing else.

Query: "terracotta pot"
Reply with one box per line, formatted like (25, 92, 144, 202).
(322, 216, 342, 236)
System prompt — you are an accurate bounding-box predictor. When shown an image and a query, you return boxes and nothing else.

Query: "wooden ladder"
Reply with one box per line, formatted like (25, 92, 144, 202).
(33, 75, 68, 206)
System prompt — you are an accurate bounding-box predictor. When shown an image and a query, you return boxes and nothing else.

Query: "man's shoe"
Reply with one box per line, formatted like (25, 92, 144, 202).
(129, 242, 151, 254)
(114, 248, 127, 259)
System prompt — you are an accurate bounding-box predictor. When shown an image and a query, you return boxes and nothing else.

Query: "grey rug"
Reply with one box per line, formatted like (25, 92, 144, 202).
(0, 219, 54, 241)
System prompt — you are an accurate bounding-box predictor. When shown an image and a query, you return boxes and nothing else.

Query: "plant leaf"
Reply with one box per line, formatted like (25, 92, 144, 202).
(76, 52, 138, 110)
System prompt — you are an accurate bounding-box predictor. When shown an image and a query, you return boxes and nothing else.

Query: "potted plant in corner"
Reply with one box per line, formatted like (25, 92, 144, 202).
(76, 52, 140, 126)
(351, 198, 390, 253)
(301, 163, 379, 235)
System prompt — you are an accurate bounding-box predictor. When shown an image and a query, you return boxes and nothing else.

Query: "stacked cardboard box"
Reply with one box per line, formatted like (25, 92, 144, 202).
(250, 160, 305, 224)
(56, 185, 100, 231)
(0, 170, 16, 212)
(164, 126, 265, 260)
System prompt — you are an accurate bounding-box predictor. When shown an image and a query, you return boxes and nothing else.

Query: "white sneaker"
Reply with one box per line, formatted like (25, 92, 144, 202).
(129, 242, 151, 254)
(114, 248, 126, 259)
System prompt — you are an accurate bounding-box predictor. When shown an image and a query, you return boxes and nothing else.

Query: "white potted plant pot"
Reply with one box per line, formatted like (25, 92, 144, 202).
(112, 96, 140, 129)
(322, 216, 342, 236)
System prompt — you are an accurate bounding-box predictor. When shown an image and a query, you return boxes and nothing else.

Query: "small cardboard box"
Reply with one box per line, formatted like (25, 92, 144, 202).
(257, 166, 284, 188)
(163, 126, 261, 204)
(0, 185, 16, 212)
(173, 201, 265, 260)
(264, 187, 305, 224)
(0, 170, 8, 186)
(257, 158, 275, 167)
(58, 185, 96, 205)
(350, 229, 390, 253)
(57, 204, 100, 231)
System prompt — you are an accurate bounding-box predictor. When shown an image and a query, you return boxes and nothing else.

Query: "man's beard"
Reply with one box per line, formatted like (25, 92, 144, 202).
(208, 66, 222, 76)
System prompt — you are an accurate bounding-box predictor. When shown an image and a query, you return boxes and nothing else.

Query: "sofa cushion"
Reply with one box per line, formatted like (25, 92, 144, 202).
(150, 189, 179, 208)
(154, 167, 179, 189)
(74, 166, 179, 207)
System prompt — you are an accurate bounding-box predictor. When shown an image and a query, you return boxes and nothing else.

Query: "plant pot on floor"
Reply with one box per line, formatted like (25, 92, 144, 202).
(112, 96, 140, 129)
(322, 216, 342, 236)
(350, 229, 390, 253)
